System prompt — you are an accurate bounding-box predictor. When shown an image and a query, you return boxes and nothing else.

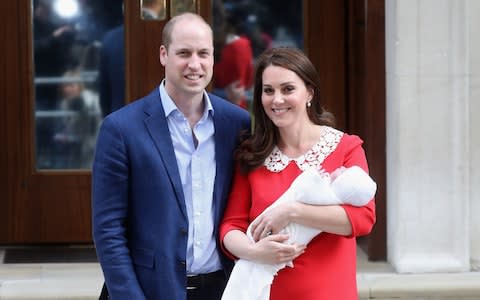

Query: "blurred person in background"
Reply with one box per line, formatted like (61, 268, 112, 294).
(53, 69, 100, 168)
(212, 0, 254, 110)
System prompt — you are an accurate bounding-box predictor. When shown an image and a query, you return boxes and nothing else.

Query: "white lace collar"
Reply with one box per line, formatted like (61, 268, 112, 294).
(264, 126, 343, 172)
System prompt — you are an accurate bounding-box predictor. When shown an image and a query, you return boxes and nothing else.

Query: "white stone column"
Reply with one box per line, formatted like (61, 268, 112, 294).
(469, 0, 480, 271)
(386, 0, 470, 273)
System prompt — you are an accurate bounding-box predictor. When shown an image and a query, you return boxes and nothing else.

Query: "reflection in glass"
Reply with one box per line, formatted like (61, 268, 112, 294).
(141, 0, 166, 20)
(33, 0, 124, 169)
(211, 0, 303, 110)
(171, 0, 196, 17)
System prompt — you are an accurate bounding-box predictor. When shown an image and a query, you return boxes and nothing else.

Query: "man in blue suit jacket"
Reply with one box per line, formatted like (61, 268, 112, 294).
(92, 13, 250, 300)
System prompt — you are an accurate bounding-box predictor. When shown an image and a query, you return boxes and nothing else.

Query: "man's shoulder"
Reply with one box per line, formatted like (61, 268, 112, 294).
(105, 90, 157, 122)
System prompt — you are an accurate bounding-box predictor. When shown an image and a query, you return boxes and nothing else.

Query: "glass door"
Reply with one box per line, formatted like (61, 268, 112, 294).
(33, 0, 124, 170)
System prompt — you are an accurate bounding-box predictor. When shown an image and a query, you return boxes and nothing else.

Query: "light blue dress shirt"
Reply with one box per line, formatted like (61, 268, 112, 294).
(159, 82, 221, 274)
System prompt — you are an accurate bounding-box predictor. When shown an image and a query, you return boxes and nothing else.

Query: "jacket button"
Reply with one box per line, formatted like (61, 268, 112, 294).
(181, 228, 187, 234)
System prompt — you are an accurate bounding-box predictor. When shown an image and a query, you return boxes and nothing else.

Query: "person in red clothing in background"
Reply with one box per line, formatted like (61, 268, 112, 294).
(212, 6, 254, 110)
(219, 47, 376, 299)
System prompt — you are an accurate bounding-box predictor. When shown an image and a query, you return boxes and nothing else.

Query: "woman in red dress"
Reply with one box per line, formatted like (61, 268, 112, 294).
(212, 8, 254, 110)
(219, 47, 376, 300)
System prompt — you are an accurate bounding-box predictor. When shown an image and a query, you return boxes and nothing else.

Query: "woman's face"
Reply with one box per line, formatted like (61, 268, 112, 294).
(261, 65, 312, 130)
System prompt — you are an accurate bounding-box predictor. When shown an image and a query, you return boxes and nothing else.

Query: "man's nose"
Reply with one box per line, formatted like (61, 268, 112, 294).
(187, 55, 201, 69)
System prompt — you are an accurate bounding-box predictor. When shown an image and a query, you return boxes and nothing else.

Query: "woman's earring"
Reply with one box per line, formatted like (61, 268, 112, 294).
(307, 101, 312, 108)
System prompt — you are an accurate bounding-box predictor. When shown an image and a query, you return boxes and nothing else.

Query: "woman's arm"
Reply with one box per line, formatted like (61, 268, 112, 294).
(223, 229, 305, 265)
(220, 167, 306, 264)
(289, 203, 352, 235)
(250, 134, 376, 241)
(249, 202, 352, 241)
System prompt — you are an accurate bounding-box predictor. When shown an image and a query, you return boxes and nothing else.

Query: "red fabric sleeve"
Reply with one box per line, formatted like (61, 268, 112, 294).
(219, 166, 252, 259)
(332, 134, 376, 238)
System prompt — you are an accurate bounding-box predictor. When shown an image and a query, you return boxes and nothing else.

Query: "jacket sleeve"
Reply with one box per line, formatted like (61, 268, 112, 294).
(92, 116, 146, 300)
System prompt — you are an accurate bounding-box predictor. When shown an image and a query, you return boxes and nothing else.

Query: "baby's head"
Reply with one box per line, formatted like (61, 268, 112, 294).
(331, 166, 376, 206)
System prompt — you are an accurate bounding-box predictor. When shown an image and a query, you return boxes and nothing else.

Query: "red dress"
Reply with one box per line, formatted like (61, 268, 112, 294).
(213, 35, 253, 109)
(220, 127, 376, 300)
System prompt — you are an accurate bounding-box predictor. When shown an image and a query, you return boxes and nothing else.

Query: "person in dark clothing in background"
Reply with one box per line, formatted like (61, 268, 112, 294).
(98, 25, 125, 117)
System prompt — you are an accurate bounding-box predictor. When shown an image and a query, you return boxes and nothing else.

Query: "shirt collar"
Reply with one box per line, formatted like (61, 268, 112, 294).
(158, 80, 214, 119)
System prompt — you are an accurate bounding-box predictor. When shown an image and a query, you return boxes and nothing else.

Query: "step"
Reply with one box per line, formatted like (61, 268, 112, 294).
(1, 248, 479, 299)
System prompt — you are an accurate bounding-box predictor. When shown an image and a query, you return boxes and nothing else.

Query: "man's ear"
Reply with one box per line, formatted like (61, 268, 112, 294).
(159, 45, 167, 66)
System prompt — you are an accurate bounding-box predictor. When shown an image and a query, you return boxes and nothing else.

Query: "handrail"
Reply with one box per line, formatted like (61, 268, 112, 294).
(34, 71, 98, 85)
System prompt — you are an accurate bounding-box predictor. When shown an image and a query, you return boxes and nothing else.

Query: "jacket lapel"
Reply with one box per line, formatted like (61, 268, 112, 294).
(143, 90, 188, 219)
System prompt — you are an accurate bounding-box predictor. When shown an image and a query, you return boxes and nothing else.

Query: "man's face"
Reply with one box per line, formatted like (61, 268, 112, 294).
(159, 18, 214, 100)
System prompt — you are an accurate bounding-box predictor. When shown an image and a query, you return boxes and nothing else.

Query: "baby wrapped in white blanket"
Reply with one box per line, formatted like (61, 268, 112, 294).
(221, 166, 377, 300)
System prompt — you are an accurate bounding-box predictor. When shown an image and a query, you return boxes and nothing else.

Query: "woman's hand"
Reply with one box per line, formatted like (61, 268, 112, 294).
(250, 202, 297, 242)
(250, 233, 305, 265)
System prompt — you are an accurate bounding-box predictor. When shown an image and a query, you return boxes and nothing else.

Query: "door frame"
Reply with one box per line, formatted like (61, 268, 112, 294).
(303, 0, 386, 260)
(0, 0, 93, 243)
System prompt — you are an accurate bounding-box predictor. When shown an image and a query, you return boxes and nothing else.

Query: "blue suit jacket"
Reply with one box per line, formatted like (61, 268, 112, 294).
(92, 88, 251, 299)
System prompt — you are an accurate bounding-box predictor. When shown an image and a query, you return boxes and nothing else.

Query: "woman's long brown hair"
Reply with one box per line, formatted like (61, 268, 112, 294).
(235, 47, 335, 173)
